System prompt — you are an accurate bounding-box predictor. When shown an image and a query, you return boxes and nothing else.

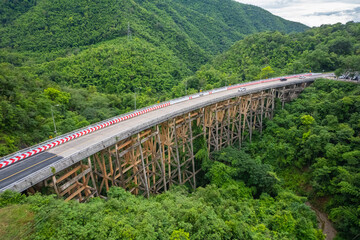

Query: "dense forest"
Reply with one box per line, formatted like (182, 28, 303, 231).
(184, 22, 360, 91)
(1, 0, 360, 238)
(0, 0, 306, 55)
(1, 80, 359, 239)
(0, 184, 323, 239)
(0, 0, 308, 156)
(248, 80, 360, 239)
(1, 20, 359, 156)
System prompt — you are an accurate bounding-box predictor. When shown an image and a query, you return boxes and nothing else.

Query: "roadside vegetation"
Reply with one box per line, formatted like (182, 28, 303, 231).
(247, 80, 360, 239)
(184, 22, 360, 92)
(0, 151, 323, 239)
(1, 22, 359, 156)
(1, 79, 359, 239)
(1, 1, 359, 238)
(0, 0, 308, 156)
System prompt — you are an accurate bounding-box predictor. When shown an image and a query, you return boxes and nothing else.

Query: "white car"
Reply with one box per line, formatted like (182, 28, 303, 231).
(299, 76, 306, 79)
(238, 87, 246, 92)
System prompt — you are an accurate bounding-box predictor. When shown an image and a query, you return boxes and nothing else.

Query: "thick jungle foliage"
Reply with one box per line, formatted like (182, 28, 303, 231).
(187, 22, 360, 91)
(0, 0, 307, 155)
(203, 147, 280, 197)
(0, 171, 323, 239)
(0, 1, 358, 239)
(0, 0, 306, 55)
(248, 80, 360, 239)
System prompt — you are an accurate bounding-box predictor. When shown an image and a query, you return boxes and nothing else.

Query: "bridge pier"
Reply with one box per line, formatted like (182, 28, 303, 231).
(204, 89, 276, 150)
(277, 82, 309, 108)
(49, 159, 98, 202)
(160, 112, 203, 190)
(41, 84, 310, 201)
(89, 127, 167, 197)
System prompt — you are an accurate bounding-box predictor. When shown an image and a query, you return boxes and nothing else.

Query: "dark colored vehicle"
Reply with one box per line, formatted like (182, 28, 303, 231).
(280, 78, 287, 81)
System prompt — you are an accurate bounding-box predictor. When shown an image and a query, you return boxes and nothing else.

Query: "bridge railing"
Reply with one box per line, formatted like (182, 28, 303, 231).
(169, 73, 316, 104)
(0, 100, 174, 168)
(0, 73, 319, 169)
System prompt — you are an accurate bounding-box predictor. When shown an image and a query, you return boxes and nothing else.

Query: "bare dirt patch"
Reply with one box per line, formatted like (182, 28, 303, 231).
(306, 202, 337, 240)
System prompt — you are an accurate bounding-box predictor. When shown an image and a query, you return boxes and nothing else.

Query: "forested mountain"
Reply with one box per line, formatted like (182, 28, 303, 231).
(0, 0, 306, 56)
(2, 80, 358, 239)
(249, 80, 360, 239)
(1, 1, 360, 238)
(137, 0, 306, 54)
(183, 22, 360, 91)
(0, 0, 308, 156)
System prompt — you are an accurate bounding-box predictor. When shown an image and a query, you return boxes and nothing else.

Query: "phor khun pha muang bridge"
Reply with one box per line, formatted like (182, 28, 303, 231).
(0, 74, 329, 201)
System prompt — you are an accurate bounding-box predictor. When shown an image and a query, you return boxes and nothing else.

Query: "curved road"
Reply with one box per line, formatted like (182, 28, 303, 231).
(0, 74, 330, 192)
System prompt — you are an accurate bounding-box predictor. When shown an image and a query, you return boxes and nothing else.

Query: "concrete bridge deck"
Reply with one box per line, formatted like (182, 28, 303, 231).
(0, 74, 330, 193)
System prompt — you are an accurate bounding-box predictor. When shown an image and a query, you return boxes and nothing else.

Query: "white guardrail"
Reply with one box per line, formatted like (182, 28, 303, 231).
(0, 73, 318, 169)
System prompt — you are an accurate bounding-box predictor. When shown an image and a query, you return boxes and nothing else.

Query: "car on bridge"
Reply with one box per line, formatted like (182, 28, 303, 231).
(280, 78, 287, 81)
(299, 76, 306, 79)
(238, 87, 246, 92)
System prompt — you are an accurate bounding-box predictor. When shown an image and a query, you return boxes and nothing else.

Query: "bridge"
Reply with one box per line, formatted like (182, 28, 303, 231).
(0, 73, 331, 201)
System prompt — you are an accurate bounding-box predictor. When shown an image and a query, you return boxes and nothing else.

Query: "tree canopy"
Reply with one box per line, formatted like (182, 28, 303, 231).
(0, 0, 310, 155)
(186, 22, 360, 91)
(248, 80, 360, 238)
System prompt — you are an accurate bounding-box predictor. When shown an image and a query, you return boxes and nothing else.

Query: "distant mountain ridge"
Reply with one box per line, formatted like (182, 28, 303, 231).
(136, 0, 308, 54)
(0, 0, 307, 57)
(0, 0, 308, 155)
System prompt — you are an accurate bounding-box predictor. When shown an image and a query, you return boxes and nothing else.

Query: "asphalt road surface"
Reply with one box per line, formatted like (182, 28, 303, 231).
(0, 152, 62, 190)
(0, 74, 331, 192)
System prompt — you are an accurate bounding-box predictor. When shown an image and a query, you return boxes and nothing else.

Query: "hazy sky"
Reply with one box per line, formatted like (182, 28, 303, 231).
(234, 0, 360, 27)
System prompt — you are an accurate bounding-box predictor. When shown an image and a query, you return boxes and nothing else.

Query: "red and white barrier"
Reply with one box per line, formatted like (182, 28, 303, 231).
(0, 73, 317, 169)
(0, 102, 171, 169)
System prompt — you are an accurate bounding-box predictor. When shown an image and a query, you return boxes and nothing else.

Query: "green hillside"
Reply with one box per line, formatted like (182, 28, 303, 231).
(249, 80, 360, 239)
(0, 0, 307, 55)
(0, 0, 308, 72)
(1, 1, 359, 238)
(0, 0, 308, 155)
(184, 22, 360, 91)
(137, 0, 307, 54)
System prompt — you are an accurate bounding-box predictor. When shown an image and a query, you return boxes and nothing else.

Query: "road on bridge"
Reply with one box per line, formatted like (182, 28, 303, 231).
(0, 74, 331, 192)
